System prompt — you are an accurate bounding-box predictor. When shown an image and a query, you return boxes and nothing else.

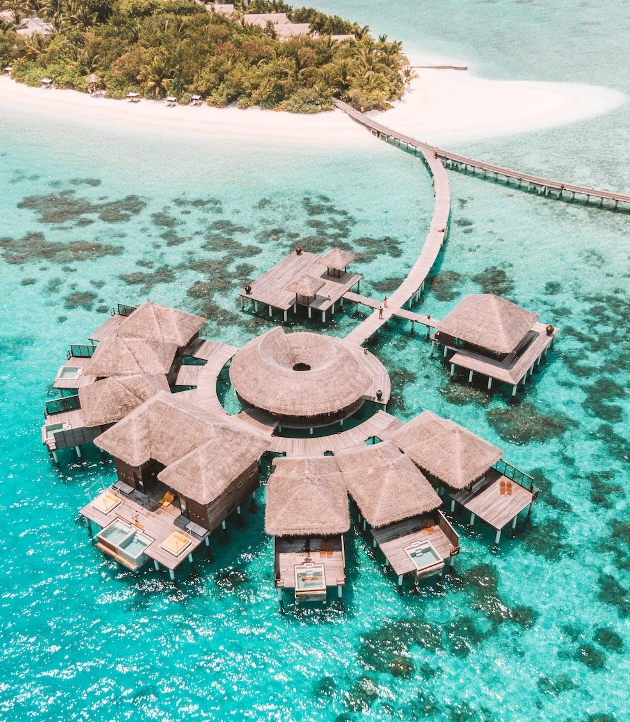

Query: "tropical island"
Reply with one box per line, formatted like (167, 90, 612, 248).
(0, 0, 411, 111)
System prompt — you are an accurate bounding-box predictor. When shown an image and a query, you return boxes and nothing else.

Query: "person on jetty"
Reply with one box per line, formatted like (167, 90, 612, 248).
(378, 306, 384, 319)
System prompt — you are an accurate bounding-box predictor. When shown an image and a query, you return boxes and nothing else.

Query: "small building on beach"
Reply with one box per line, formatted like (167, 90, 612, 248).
(265, 456, 350, 603)
(389, 410, 537, 547)
(431, 294, 558, 395)
(336, 441, 459, 585)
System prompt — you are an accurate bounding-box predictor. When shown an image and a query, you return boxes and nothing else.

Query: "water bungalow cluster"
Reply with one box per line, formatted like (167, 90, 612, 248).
(42, 245, 554, 602)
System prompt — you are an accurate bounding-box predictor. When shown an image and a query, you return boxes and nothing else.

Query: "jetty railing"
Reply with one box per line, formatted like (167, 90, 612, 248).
(45, 394, 81, 416)
(67, 344, 95, 359)
(111, 303, 137, 317)
(493, 459, 534, 491)
(333, 100, 630, 211)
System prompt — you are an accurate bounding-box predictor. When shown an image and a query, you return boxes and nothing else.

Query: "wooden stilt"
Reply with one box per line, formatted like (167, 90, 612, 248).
(283, 310, 287, 322)
(488, 377, 493, 389)
(494, 529, 501, 546)
(205, 536, 210, 546)
(468, 370, 474, 383)
(338, 585, 343, 598)
(450, 499, 456, 512)
(188, 553, 193, 563)
(169, 569, 175, 580)
(470, 513, 475, 526)
(221, 520, 226, 530)
(450, 363, 455, 376)
(154, 560, 159, 570)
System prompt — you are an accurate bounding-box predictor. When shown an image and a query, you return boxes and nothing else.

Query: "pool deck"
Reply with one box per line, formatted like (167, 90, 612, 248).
(274, 536, 346, 589)
(451, 468, 533, 529)
(81, 483, 206, 570)
(53, 356, 96, 390)
(370, 512, 459, 577)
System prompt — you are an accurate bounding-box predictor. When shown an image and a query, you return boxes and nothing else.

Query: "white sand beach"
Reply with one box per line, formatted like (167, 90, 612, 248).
(0, 65, 625, 147)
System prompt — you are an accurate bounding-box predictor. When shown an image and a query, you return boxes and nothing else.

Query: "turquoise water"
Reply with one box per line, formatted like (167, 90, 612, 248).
(1, 2, 629, 719)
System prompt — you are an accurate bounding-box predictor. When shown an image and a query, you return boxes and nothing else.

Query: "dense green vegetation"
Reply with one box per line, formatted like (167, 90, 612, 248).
(0, 0, 411, 111)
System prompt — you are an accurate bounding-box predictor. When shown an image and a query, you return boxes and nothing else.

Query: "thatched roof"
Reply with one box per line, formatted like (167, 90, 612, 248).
(436, 294, 538, 354)
(86, 73, 101, 83)
(78, 373, 169, 427)
(286, 274, 325, 298)
(336, 442, 441, 528)
(94, 392, 218, 467)
(265, 456, 349, 536)
(115, 301, 206, 347)
(86, 336, 177, 377)
(390, 410, 503, 490)
(229, 327, 373, 417)
(158, 424, 270, 505)
(320, 247, 355, 270)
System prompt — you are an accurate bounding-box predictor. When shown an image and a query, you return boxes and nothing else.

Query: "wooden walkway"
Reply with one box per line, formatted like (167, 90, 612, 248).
(334, 99, 630, 211)
(334, 100, 450, 347)
(268, 410, 403, 457)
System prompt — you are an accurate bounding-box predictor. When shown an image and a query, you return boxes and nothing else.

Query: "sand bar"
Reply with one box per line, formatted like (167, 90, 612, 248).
(0, 66, 625, 146)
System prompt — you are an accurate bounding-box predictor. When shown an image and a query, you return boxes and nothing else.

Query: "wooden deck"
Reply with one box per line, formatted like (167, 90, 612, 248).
(239, 251, 361, 314)
(370, 512, 459, 576)
(268, 410, 403, 456)
(88, 313, 126, 342)
(274, 536, 346, 588)
(334, 99, 630, 211)
(80, 483, 205, 570)
(444, 322, 558, 388)
(53, 356, 96, 390)
(451, 469, 533, 529)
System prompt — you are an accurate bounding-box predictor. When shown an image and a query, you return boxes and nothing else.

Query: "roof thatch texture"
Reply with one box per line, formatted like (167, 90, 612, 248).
(115, 301, 205, 347)
(336, 442, 441, 527)
(229, 327, 373, 417)
(436, 294, 538, 354)
(158, 425, 270, 505)
(86, 73, 101, 83)
(94, 392, 219, 467)
(265, 456, 349, 536)
(286, 274, 326, 297)
(86, 336, 177, 377)
(320, 247, 355, 270)
(78, 373, 169, 427)
(390, 410, 503, 490)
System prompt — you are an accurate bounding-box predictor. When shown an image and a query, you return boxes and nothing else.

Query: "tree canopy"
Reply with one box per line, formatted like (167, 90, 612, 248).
(0, 0, 410, 112)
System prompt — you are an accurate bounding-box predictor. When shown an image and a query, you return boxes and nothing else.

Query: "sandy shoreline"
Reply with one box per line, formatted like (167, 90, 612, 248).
(0, 65, 625, 147)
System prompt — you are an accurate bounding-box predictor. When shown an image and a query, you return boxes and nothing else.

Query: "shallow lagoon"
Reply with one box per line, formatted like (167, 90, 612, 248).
(1, 3, 629, 720)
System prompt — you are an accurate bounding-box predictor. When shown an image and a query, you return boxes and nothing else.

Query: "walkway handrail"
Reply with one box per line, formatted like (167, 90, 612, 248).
(333, 100, 630, 206)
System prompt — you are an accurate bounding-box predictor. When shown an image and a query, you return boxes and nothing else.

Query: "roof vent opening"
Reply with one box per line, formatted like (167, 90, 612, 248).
(293, 362, 311, 371)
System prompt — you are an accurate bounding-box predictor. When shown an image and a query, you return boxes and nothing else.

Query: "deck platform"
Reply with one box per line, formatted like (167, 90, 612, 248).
(80, 482, 205, 570)
(450, 468, 533, 530)
(443, 322, 558, 388)
(53, 356, 96, 390)
(269, 410, 403, 457)
(370, 512, 459, 577)
(274, 536, 345, 589)
(88, 313, 126, 342)
(239, 251, 361, 314)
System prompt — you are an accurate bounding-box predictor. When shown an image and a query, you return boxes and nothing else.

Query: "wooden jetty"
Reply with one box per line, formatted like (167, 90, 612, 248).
(334, 99, 630, 212)
(239, 248, 361, 322)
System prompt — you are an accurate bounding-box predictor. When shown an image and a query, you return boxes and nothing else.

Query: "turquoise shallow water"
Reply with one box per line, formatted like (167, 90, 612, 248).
(1, 2, 630, 720)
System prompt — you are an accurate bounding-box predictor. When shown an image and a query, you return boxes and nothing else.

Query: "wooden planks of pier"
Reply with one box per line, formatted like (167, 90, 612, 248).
(274, 536, 346, 589)
(268, 410, 403, 457)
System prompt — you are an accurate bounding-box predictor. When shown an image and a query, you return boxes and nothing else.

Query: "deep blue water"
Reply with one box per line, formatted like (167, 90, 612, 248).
(1, 2, 629, 720)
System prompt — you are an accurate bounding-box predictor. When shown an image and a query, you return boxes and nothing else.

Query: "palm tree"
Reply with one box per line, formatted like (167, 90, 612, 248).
(401, 65, 417, 86)
(139, 55, 175, 98)
(0, 0, 33, 26)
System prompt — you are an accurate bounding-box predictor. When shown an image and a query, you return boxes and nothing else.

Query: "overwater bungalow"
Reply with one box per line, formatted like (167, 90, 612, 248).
(389, 410, 537, 548)
(229, 326, 389, 430)
(239, 246, 361, 322)
(265, 456, 349, 604)
(336, 441, 459, 587)
(431, 294, 558, 395)
(82, 392, 271, 576)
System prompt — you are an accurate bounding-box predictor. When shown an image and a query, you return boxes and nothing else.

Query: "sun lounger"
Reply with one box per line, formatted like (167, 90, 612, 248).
(159, 491, 175, 507)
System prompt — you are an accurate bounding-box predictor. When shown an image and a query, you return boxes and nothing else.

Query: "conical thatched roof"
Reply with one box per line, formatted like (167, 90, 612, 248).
(436, 294, 538, 354)
(320, 247, 355, 270)
(86, 336, 177, 377)
(336, 442, 441, 528)
(230, 327, 374, 417)
(115, 301, 206, 347)
(390, 410, 503, 490)
(286, 274, 325, 297)
(158, 425, 270, 505)
(94, 392, 218, 467)
(78, 373, 169, 427)
(86, 73, 101, 83)
(265, 456, 349, 537)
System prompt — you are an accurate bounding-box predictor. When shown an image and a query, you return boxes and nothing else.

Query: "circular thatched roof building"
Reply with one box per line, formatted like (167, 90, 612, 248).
(229, 327, 384, 427)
